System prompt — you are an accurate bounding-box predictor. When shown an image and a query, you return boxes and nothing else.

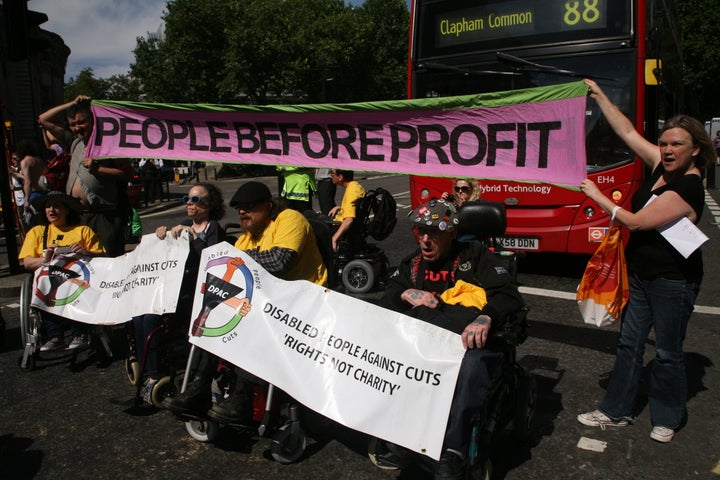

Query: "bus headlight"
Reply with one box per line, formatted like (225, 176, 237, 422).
(584, 206, 595, 218)
(421, 188, 430, 200)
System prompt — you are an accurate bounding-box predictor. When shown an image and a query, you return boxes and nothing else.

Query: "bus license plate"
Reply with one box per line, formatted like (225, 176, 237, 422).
(498, 237, 539, 250)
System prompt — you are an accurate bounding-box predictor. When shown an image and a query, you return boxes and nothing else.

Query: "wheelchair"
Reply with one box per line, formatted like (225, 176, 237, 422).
(368, 200, 536, 479)
(125, 312, 190, 408)
(175, 345, 312, 464)
(306, 187, 396, 294)
(168, 218, 331, 463)
(125, 232, 223, 408)
(18, 273, 113, 371)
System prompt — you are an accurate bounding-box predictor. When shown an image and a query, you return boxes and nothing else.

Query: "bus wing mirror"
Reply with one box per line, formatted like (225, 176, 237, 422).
(645, 59, 662, 86)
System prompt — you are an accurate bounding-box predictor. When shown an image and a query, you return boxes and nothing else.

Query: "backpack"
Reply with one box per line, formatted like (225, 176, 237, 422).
(361, 187, 397, 241)
(42, 152, 71, 191)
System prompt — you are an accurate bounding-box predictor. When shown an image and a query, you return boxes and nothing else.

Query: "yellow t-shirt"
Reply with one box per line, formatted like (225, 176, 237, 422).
(333, 180, 365, 222)
(19, 223, 106, 261)
(235, 209, 328, 286)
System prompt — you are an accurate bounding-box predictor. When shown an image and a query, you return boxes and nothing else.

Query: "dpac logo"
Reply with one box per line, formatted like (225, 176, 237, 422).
(34, 257, 91, 306)
(191, 256, 254, 338)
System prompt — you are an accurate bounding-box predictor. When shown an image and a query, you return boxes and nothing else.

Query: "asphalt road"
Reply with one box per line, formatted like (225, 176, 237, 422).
(1, 174, 719, 480)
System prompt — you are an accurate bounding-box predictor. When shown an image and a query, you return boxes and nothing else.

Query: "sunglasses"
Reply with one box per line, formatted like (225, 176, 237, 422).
(234, 202, 261, 212)
(182, 195, 208, 204)
(454, 186, 472, 193)
(413, 225, 444, 238)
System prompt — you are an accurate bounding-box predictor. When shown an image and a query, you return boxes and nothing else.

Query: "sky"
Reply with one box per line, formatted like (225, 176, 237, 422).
(30, 0, 375, 81)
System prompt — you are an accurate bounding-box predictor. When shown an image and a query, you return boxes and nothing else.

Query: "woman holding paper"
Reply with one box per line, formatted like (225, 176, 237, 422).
(577, 79, 714, 443)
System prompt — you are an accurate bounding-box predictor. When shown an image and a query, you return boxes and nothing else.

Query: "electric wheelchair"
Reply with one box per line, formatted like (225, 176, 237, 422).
(368, 200, 536, 479)
(307, 187, 396, 294)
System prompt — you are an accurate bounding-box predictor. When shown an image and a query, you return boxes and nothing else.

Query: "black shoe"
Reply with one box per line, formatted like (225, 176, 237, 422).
(161, 375, 211, 415)
(434, 450, 464, 480)
(368, 439, 403, 471)
(207, 390, 253, 424)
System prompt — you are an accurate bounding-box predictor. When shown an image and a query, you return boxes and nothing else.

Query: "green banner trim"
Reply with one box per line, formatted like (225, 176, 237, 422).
(93, 81, 588, 114)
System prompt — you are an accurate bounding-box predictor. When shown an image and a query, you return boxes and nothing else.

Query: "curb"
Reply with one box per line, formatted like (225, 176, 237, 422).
(0, 286, 21, 300)
(136, 199, 183, 217)
(0, 272, 25, 301)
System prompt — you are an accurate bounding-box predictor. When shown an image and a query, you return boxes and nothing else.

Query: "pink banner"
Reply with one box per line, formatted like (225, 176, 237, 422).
(87, 95, 587, 187)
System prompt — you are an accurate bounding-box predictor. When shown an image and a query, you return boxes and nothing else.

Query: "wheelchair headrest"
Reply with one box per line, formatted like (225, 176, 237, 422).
(457, 201, 507, 239)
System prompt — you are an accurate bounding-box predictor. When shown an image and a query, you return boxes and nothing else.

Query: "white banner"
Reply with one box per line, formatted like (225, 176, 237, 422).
(189, 242, 465, 460)
(31, 233, 190, 324)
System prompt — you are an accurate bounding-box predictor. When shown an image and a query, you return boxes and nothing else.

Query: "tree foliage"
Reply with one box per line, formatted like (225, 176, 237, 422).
(129, 0, 408, 104)
(64, 68, 142, 102)
(353, 0, 409, 101)
(131, 0, 234, 103)
(674, 0, 720, 119)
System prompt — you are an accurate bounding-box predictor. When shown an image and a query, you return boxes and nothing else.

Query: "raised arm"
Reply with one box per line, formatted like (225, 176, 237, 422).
(38, 95, 91, 141)
(584, 79, 660, 170)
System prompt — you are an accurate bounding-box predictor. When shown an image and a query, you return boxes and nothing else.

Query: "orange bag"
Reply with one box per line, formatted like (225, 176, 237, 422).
(576, 224, 629, 327)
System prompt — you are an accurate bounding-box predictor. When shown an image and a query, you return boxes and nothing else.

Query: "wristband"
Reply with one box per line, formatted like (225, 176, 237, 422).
(611, 205, 621, 221)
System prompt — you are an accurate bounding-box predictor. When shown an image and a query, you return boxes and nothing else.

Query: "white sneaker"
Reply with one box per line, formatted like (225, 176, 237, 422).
(577, 409, 628, 429)
(650, 426, 674, 443)
(40, 337, 65, 352)
(67, 334, 89, 350)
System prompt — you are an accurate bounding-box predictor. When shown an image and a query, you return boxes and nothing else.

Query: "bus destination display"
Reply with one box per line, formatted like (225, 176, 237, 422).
(434, 0, 608, 48)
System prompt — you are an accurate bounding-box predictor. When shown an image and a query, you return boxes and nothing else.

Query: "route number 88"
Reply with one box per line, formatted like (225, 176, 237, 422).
(564, 0, 600, 25)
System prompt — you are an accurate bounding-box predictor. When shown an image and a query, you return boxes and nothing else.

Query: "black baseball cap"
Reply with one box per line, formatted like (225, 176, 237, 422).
(229, 181, 272, 208)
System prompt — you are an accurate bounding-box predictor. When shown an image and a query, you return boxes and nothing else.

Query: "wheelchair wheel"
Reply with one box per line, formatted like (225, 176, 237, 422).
(150, 376, 177, 408)
(271, 422, 307, 464)
(19, 275, 40, 346)
(125, 356, 141, 386)
(341, 259, 375, 294)
(185, 419, 219, 442)
(513, 373, 537, 443)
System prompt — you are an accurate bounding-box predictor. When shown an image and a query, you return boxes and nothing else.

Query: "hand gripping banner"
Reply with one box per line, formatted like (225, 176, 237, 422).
(87, 82, 588, 189)
(189, 242, 466, 460)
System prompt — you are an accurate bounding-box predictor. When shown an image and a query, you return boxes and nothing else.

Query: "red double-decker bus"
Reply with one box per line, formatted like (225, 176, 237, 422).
(407, 0, 683, 254)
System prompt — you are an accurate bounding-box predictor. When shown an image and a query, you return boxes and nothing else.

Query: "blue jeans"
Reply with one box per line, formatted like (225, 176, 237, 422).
(132, 314, 164, 378)
(600, 275, 699, 428)
(444, 348, 497, 452)
(42, 311, 87, 340)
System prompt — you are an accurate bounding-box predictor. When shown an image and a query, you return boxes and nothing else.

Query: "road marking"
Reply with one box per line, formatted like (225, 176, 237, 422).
(706, 191, 720, 226)
(520, 286, 577, 301)
(519, 286, 720, 316)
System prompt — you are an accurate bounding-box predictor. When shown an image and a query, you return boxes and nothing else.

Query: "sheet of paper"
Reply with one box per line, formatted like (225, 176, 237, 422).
(645, 195, 708, 258)
(577, 436, 608, 453)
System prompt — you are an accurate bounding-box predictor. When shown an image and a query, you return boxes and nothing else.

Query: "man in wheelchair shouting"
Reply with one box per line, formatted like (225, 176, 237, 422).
(377, 199, 525, 480)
